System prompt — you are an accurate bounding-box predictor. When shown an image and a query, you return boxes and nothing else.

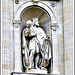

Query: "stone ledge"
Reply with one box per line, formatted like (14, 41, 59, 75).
(26, 69, 47, 74)
(11, 72, 60, 75)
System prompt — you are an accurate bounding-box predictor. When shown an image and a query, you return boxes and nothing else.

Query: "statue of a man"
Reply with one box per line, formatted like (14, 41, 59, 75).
(22, 20, 33, 68)
(22, 18, 51, 70)
(22, 19, 41, 69)
(29, 17, 46, 69)
(42, 35, 51, 67)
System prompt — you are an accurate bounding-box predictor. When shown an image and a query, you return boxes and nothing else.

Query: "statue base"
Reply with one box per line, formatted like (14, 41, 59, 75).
(26, 69, 47, 74)
(11, 72, 61, 75)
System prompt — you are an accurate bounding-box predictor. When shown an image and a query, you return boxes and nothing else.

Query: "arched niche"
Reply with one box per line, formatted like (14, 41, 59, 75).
(13, 1, 59, 74)
(14, 1, 57, 25)
(20, 5, 52, 73)
(20, 5, 51, 35)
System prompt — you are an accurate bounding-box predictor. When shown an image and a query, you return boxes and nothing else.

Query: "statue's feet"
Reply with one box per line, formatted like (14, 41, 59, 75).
(27, 68, 31, 70)
(41, 67, 47, 71)
(28, 65, 32, 69)
(35, 66, 40, 69)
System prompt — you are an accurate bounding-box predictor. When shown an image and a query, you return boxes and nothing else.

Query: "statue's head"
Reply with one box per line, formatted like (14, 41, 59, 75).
(32, 17, 39, 26)
(26, 20, 32, 28)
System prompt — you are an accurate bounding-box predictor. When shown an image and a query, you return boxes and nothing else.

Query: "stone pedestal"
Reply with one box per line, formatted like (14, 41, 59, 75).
(11, 72, 60, 75)
(26, 69, 47, 74)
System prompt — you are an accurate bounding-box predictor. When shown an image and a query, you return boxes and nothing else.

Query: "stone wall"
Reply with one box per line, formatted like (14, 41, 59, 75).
(63, 0, 74, 75)
(52, 1, 64, 74)
(2, 0, 14, 75)
(2, 0, 74, 75)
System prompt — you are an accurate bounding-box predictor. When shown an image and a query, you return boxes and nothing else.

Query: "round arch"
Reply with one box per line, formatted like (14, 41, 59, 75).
(14, 1, 57, 24)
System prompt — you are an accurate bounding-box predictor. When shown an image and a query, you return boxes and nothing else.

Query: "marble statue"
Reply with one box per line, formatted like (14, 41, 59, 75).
(22, 20, 32, 68)
(22, 18, 51, 71)
(42, 35, 51, 67)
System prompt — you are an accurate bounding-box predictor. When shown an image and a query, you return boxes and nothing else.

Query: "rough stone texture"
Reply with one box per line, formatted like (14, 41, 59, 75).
(2, 0, 14, 75)
(2, 0, 10, 75)
(63, 0, 73, 75)
(53, 1, 64, 75)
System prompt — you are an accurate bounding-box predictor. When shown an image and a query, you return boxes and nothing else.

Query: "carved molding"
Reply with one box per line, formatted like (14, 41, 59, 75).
(50, 2, 56, 7)
(13, 20, 21, 28)
(13, 20, 21, 24)
(32, 0, 39, 4)
(51, 23, 58, 31)
(14, 1, 57, 24)
(15, 0, 19, 4)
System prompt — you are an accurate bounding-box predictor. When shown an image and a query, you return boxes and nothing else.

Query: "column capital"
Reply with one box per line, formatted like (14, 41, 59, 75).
(12, 20, 21, 28)
(12, 20, 21, 24)
(51, 23, 59, 31)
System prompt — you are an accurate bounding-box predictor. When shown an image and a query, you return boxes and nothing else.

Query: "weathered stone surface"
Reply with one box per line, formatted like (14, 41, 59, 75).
(63, 0, 73, 75)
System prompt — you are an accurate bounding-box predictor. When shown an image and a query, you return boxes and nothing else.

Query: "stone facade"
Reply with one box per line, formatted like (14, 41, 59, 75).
(2, 0, 13, 75)
(63, 0, 74, 75)
(2, 0, 74, 75)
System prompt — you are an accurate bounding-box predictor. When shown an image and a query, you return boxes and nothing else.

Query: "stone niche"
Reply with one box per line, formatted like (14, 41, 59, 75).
(12, 0, 60, 75)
